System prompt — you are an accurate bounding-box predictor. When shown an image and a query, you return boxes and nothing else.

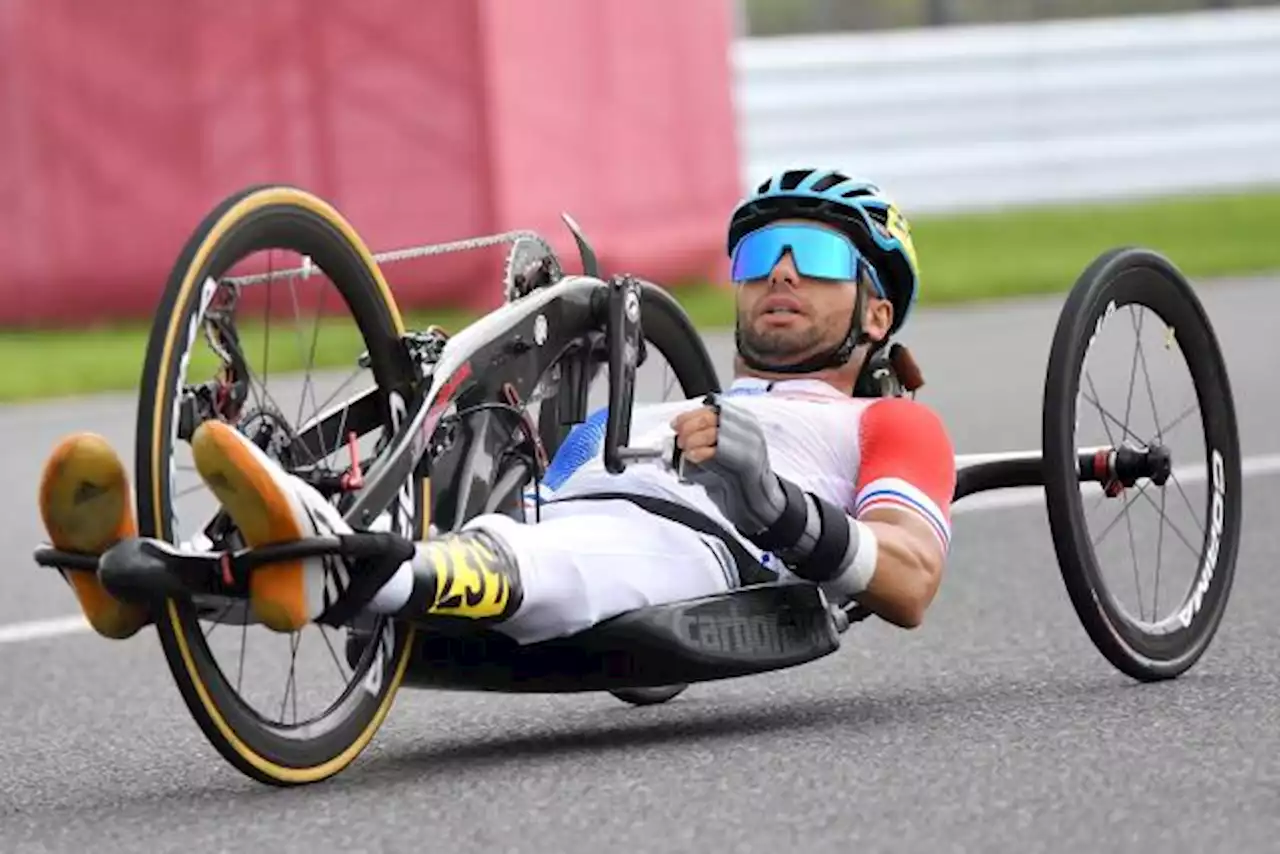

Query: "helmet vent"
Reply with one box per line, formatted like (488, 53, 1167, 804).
(780, 170, 810, 190)
(810, 172, 847, 192)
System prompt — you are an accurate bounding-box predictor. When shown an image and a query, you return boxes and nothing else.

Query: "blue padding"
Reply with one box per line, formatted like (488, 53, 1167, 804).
(542, 405, 609, 490)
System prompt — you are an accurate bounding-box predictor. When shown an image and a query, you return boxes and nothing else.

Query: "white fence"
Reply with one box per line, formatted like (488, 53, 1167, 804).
(732, 7, 1280, 212)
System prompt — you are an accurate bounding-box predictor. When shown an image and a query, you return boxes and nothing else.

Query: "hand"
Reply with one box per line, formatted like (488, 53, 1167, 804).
(670, 403, 720, 466)
(670, 394, 788, 536)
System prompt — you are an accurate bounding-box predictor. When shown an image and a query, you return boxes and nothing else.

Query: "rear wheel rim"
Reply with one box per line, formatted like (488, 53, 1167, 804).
(1045, 250, 1241, 678)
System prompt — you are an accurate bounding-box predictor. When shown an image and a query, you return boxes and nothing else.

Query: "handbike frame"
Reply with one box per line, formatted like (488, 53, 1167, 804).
(31, 253, 1173, 693)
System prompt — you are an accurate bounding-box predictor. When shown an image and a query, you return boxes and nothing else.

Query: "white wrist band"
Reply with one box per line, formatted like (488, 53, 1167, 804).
(824, 520, 879, 600)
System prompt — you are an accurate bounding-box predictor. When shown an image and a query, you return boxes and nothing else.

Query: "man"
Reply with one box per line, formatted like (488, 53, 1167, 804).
(37, 168, 956, 645)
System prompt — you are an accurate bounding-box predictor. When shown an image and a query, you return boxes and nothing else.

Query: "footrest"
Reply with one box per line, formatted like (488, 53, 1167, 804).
(33, 546, 100, 572)
(32, 532, 416, 604)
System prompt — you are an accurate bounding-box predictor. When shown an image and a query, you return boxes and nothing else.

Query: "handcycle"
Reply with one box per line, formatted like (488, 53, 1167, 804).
(33, 184, 1242, 788)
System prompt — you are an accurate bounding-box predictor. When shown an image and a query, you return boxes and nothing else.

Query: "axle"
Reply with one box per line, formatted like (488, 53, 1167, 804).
(954, 444, 1173, 502)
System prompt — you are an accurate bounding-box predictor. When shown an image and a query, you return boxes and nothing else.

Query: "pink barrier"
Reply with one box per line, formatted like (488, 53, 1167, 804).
(0, 0, 741, 327)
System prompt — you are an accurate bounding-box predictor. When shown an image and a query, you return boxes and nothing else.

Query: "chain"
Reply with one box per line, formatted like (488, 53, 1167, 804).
(222, 229, 546, 287)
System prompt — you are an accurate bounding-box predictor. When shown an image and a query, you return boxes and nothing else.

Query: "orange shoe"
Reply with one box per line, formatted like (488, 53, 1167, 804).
(38, 433, 151, 639)
(190, 420, 351, 633)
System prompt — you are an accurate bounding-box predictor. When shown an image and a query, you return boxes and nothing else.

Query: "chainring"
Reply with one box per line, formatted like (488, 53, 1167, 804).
(502, 234, 563, 302)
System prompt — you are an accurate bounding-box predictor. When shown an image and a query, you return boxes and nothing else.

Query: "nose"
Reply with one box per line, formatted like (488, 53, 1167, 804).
(768, 251, 799, 288)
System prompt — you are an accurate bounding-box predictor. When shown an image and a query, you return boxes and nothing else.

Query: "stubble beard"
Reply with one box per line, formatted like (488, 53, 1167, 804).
(736, 308, 826, 364)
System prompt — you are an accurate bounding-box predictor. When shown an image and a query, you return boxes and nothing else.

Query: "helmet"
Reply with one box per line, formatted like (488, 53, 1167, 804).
(727, 168, 920, 336)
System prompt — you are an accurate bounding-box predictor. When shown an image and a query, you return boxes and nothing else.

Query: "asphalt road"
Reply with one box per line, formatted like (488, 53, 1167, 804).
(2, 275, 1278, 853)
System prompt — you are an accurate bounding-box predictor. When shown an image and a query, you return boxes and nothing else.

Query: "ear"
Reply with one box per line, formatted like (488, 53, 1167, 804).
(862, 288, 894, 343)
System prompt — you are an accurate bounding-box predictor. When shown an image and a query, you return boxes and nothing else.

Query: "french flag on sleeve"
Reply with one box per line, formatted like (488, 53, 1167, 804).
(852, 398, 957, 554)
(855, 477, 952, 553)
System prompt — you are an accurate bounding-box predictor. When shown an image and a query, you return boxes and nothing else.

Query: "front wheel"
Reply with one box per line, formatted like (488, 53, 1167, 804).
(1042, 247, 1242, 682)
(135, 184, 423, 786)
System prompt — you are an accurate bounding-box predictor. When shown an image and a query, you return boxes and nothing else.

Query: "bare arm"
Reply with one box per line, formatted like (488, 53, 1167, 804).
(826, 396, 956, 628)
(845, 507, 947, 628)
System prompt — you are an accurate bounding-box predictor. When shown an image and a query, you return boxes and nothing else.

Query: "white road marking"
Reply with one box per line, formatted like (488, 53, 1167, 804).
(4, 453, 1280, 647)
(0, 615, 91, 644)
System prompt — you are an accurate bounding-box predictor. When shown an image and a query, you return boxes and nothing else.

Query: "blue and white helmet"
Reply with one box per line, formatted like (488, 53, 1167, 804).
(727, 168, 921, 335)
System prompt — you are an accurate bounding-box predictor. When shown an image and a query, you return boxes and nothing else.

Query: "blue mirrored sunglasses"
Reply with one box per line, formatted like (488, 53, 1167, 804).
(730, 223, 884, 296)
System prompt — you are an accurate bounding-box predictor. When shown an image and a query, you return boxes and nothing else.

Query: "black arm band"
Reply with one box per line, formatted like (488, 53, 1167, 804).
(748, 476, 855, 583)
(788, 494, 852, 583)
(747, 476, 808, 553)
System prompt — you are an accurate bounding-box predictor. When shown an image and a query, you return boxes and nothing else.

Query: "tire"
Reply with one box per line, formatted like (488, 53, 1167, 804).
(1042, 247, 1242, 682)
(134, 184, 423, 786)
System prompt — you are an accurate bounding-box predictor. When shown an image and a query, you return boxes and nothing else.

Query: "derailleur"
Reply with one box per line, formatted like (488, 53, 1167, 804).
(177, 279, 252, 441)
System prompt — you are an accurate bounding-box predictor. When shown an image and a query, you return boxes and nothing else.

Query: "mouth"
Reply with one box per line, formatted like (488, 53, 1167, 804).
(757, 297, 806, 322)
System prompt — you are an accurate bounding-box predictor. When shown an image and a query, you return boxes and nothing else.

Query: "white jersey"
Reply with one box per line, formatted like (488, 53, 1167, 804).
(534, 376, 956, 575)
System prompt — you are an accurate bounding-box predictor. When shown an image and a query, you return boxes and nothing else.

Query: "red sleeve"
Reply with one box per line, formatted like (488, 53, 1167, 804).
(853, 397, 956, 553)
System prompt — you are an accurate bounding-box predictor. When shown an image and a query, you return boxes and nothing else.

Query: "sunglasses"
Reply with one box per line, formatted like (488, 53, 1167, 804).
(730, 223, 885, 296)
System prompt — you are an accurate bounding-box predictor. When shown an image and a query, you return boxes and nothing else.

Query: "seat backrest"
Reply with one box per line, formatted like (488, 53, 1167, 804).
(852, 340, 924, 398)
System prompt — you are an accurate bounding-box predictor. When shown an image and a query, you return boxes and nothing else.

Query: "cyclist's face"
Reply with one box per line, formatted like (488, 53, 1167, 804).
(736, 224, 891, 367)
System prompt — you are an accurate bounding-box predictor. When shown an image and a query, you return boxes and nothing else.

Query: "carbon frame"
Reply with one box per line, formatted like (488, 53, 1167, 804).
(284, 273, 640, 537)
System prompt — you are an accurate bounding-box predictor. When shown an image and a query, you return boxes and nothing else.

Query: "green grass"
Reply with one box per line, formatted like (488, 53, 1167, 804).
(909, 189, 1280, 304)
(5, 188, 1280, 403)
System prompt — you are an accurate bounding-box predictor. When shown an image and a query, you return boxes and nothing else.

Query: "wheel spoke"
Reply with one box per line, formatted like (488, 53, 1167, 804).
(1134, 317, 1166, 445)
(1153, 487, 1168, 622)
(262, 259, 273, 399)
(1122, 306, 1144, 433)
(202, 602, 235, 640)
(1081, 389, 1147, 447)
(1156, 402, 1199, 440)
(1122, 496, 1145, 622)
(1167, 470, 1207, 540)
(1090, 481, 1153, 549)
(1083, 371, 1118, 448)
(307, 366, 367, 428)
(318, 624, 354, 690)
(279, 631, 303, 726)
(236, 616, 249, 694)
(289, 270, 326, 430)
(1136, 486, 1204, 563)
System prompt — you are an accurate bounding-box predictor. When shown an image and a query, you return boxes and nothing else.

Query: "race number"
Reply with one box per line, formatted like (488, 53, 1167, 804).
(425, 537, 517, 620)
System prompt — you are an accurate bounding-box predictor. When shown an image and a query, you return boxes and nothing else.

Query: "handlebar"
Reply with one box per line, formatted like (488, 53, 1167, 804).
(602, 274, 643, 474)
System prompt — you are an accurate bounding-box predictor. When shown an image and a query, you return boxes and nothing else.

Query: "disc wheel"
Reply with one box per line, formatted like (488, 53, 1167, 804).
(1043, 247, 1242, 681)
(610, 685, 690, 707)
(134, 184, 424, 786)
(606, 284, 719, 707)
(537, 282, 722, 463)
(524, 282, 720, 708)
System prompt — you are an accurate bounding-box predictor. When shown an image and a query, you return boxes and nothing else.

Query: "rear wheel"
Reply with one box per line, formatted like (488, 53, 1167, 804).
(538, 282, 722, 462)
(1042, 247, 1242, 681)
(523, 281, 721, 708)
(135, 184, 423, 786)
(598, 284, 720, 707)
(610, 685, 690, 707)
